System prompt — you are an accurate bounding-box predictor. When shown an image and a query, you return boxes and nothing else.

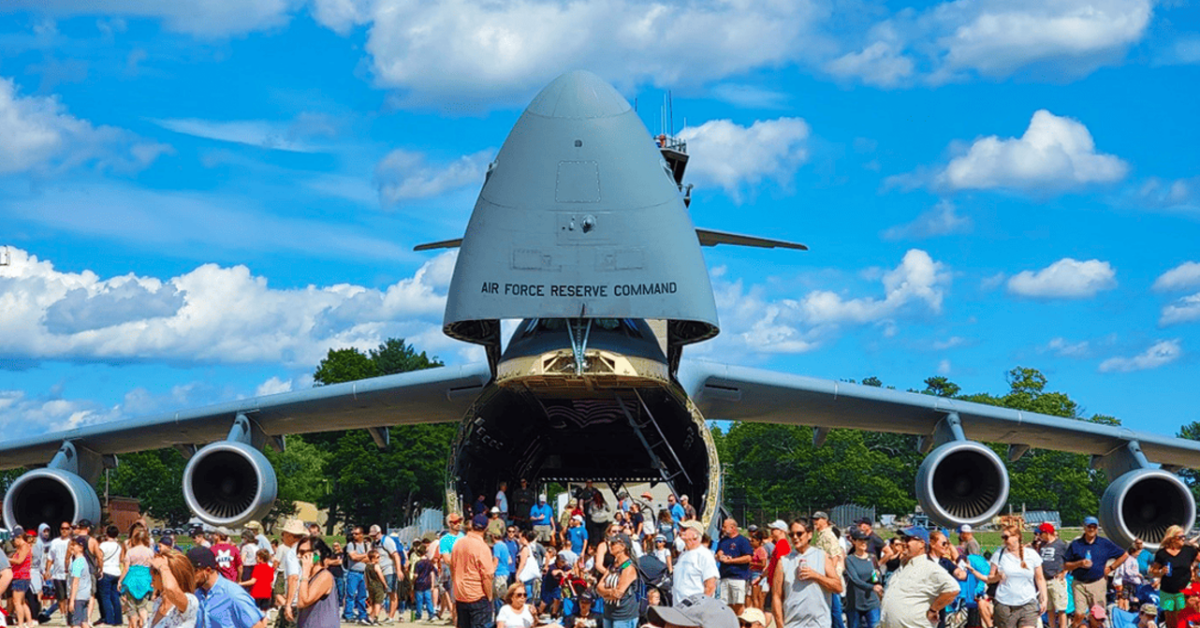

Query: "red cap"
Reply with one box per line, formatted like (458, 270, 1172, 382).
(1183, 583, 1200, 597)
(1038, 522, 1056, 534)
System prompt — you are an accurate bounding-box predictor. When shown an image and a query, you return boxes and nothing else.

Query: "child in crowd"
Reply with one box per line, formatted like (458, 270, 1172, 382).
(241, 549, 275, 611)
(67, 537, 92, 628)
(366, 549, 387, 623)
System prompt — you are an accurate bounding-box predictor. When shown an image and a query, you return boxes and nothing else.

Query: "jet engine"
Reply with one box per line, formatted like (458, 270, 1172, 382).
(916, 440, 1009, 528)
(1099, 468, 1195, 549)
(2, 467, 101, 531)
(182, 440, 277, 527)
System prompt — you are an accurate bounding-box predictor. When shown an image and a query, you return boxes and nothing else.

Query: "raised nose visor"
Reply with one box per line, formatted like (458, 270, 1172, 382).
(443, 70, 720, 349)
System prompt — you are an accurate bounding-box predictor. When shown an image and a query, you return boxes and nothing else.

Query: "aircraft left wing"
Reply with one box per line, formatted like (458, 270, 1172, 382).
(678, 360, 1200, 467)
(0, 363, 492, 470)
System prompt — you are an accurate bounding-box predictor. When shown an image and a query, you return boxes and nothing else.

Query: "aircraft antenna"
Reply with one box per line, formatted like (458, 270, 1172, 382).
(669, 90, 674, 135)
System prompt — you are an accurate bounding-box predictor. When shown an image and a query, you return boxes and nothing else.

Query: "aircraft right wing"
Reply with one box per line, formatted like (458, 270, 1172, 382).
(677, 359, 1200, 546)
(0, 363, 492, 470)
(678, 359, 1200, 466)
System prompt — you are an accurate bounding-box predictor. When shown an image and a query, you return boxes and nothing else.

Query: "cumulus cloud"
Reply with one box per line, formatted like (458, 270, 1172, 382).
(375, 149, 493, 205)
(315, 0, 825, 106)
(0, 246, 476, 368)
(1007, 258, 1117, 299)
(1154, 262, 1200, 292)
(678, 118, 810, 200)
(1131, 177, 1199, 212)
(938, 110, 1127, 192)
(882, 200, 971, 240)
(0, 76, 169, 175)
(703, 250, 951, 356)
(833, 0, 1151, 87)
(1161, 294, 1200, 326)
(4, 0, 301, 37)
(1099, 339, 1182, 373)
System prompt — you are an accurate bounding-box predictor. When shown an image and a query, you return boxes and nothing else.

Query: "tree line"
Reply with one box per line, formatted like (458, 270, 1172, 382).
(8, 339, 1197, 531)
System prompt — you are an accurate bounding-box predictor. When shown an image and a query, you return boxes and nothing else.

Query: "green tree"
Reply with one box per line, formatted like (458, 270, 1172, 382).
(107, 449, 191, 524)
(309, 339, 455, 530)
(263, 434, 330, 523)
(1177, 421, 1200, 506)
(922, 376, 961, 398)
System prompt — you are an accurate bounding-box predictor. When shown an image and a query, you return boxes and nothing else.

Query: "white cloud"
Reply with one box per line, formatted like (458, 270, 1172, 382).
(933, 336, 965, 350)
(882, 200, 971, 240)
(709, 84, 789, 110)
(0, 246, 470, 368)
(1007, 258, 1117, 299)
(827, 41, 915, 88)
(1154, 262, 1200, 292)
(937, 359, 952, 375)
(5, 0, 301, 37)
(835, 0, 1152, 87)
(1046, 337, 1090, 357)
(1099, 339, 1182, 373)
(0, 76, 169, 175)
(939, 110, 1127, 192)
(1130, 177, 1199, 212)
(703, 250, 951, 356)
(317, 0, 826, 106)
(1161, 294, 1200, 326)
(678, 118, 810, 200)
(152, 117, 333, 153)
(255, 376, 295, 396)
(375, 149, 493, 204)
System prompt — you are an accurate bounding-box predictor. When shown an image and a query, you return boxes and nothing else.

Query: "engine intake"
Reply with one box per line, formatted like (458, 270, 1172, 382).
(2, 468, 101, 531)
(916, 440, 1009, 528)
(183, 440, 277, 527)
(1100, 469, 1195, 550)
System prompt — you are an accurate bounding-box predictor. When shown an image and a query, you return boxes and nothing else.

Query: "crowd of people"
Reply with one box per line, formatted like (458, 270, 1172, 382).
(3, 486, 1200, 628)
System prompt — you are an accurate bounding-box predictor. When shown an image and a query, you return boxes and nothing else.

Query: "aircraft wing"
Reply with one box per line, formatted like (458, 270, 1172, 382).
(678, 360, 1200, 468)
(0, 363, 491, 470)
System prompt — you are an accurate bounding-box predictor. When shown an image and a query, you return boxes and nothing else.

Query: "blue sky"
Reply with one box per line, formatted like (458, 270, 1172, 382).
(1, 0, 1198, 444)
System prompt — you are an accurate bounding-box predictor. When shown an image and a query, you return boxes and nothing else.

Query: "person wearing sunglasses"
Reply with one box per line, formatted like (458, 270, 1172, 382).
(672, 521, 719, 605)
(189, 546, 267, 628)
(295, 537, 339, 628)
(597, 534, 639, 628)
(979, 526, 1046, 628)
(48, 521, 73, 625)
(1063, 516, 1131, 628)
(878, 526, 959, 628)
(497, 582, 536, 628)
(771, 520, 843, 628)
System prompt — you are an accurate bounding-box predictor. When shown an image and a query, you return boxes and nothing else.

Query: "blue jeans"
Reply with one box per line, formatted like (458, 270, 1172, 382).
(344, 571, 368, 620)
(414, 589, 435, 619)
(832, 593, 846, 628)
(846, 606, 880, 628)
(335, 575, 347, 611)
(604, 619, 638, 628)
(98, 574, 123, 625)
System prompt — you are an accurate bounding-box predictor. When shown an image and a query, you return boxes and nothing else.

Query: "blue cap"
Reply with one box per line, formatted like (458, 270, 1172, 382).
(1083, 516, 1100, 527)
(901, 526, 930, 544)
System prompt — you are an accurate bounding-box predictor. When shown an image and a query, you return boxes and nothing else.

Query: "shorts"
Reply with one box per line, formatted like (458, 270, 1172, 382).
(494, 575, 510, 600)
(995, 601, 1040, 628)
(70, 600, 89, 626)
(11, 578, 30, 593)
(541, 588, 563, 606)
(534, 525, 554, 543)
(368, 577, 386, 605)
(1045, 577, 1069, 615)
(1161, 591, 1186, 612)
(455, 598, 492, 628)
(273, 571, 287, 597)
(386, 573, 398, 593)
(54, 579, 69, 601)
(1072, 579, 1106, 616)
(124, 591, 153, 615)
(718, 578, 747, 605)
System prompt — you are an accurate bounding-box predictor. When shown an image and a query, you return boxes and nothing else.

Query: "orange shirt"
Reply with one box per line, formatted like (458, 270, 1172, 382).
(451, 532, 495, 603)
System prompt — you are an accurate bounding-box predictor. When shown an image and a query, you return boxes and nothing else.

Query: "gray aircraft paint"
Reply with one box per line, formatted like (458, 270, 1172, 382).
(443, 71, 718, 345)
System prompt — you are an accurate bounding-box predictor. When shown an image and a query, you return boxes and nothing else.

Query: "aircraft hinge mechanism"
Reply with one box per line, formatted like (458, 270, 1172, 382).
(813, 426, 831, 449)
(1091, 440, 1154, 480)
(49, 440, 117, 484)
(917, 412, 964, 454)
(567, 318, 592, 375)
(366, 427, 390, 450)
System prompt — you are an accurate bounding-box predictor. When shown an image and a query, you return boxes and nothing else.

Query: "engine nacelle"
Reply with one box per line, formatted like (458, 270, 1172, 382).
(916, 440, 1010, 528)
(183, 440, 277, 528)
(1100, 469, 1195, 550)
(2, 468, 102, 531)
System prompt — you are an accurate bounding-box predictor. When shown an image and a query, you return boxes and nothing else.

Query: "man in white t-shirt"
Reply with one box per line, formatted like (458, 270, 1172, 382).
(47, 521, 72, 624)
(673, 520, 719, 604)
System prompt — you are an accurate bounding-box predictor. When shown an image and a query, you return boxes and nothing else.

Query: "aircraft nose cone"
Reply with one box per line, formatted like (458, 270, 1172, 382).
(525, 70, 631, 119)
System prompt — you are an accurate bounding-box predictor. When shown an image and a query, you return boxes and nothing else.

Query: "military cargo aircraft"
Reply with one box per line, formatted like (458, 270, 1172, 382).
(2, 71, 1196, 549)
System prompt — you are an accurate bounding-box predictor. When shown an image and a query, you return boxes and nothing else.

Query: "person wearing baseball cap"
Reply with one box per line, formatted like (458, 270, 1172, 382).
(760, 519, 791, 601)
(649, 594, 738, 628)
(879, 527, 960, 628)
(450, 509, 496, 627)
(1177, 583, 1200, 628)
(1064, 516, 1132, 628)
(187, 544, 266, 628)
(957, 524, 981, 557)
(567, 513, 589, 556)
(739, 606, 770, 628)
(1034, 522, 1070, 628)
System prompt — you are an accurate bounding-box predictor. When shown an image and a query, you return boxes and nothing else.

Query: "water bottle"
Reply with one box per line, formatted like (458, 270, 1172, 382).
(1085, 550, 1092, 564)
(1168, 561, 1173, 577)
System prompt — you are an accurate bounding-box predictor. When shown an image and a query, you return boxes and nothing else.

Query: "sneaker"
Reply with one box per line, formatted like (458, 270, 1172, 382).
(266, 608, 278, 622)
